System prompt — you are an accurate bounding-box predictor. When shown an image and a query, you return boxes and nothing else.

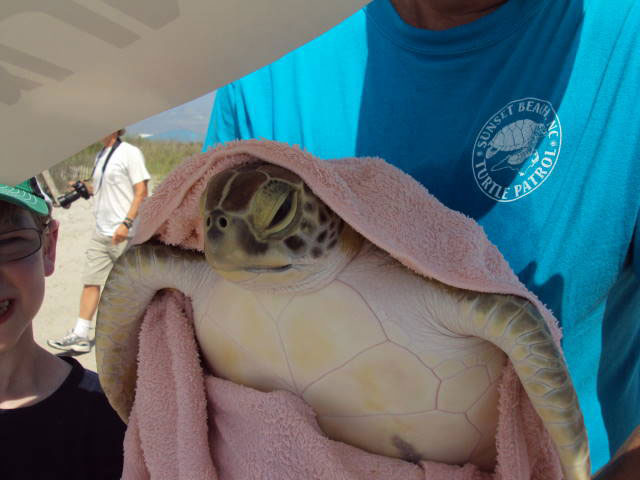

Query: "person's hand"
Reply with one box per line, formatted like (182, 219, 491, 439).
(66, 180, 93, 195)
(112, 223, 129, 245)
(66, 180, 82, 192)
(593, 425, 640, 479)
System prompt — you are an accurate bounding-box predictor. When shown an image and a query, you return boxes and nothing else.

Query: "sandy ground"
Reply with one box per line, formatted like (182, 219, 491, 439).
(33, 198, 99, 371)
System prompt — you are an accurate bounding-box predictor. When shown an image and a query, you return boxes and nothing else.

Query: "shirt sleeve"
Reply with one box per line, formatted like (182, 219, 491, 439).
(202, 83, 240, 152)
(126, 145, 151, 185)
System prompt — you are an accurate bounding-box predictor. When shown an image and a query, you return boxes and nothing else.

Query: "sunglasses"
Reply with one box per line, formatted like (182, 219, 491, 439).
(0, 228, 44, 264)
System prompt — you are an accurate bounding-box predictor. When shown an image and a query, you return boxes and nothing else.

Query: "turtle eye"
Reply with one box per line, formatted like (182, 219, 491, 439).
(266, 190, 296, 233)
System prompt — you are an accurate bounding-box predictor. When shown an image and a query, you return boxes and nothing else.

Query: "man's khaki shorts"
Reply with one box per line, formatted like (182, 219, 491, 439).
(81, 231, 129, 286)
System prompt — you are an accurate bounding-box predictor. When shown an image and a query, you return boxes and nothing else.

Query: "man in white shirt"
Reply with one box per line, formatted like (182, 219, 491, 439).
(48, 129, 150, 353)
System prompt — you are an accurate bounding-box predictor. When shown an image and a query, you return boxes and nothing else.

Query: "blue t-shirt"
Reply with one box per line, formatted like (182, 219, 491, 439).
(204, 0, 640, 470)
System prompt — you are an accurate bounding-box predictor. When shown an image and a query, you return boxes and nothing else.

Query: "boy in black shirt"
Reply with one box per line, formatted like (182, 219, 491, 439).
(0, 179, 126, 479)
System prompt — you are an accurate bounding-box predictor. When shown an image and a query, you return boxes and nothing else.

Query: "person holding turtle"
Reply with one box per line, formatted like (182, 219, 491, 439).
(202, 0, 640, 477)
(0, 178, 125, 479)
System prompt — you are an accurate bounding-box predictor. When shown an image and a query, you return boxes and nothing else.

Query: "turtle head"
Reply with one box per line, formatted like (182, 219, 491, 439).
(200, 161, 363, 290)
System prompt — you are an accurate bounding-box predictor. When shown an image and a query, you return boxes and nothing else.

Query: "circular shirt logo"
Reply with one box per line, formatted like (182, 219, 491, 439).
(472, 98, 561, 202)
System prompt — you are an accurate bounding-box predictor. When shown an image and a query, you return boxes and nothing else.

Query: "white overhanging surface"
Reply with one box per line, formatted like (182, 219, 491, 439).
(0, 0, 368, 184)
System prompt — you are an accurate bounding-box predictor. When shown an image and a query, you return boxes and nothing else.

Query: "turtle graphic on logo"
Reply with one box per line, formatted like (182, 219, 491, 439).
(472, 98, 561, 202)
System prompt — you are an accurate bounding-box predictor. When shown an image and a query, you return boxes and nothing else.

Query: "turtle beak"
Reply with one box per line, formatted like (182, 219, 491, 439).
(202, 209, 293, 273)
(204, 209, 267, 269)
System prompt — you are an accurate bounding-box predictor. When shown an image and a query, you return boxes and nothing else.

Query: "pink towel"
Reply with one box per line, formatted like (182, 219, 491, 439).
(122, 140, 564, 480)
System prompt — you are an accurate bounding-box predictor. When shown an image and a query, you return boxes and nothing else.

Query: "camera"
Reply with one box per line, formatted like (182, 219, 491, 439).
(57, 181, 90, 209)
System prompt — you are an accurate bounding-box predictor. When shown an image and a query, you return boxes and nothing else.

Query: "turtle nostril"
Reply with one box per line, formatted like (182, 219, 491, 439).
(218, 217, 228, 229)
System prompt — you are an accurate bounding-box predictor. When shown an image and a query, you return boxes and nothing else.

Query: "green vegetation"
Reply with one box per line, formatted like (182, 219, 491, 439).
(46, 137, 203, 193)
(133, 137, 203, 180)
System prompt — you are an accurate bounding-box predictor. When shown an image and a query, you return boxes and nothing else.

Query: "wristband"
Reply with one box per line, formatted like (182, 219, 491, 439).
(122, 219, 133, 229)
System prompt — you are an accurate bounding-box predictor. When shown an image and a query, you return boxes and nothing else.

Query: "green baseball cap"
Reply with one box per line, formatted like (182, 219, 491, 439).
(0, 178, 50, 216)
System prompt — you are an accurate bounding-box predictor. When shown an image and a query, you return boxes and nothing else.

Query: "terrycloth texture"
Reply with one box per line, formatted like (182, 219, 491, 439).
(123, 139, 564, 479)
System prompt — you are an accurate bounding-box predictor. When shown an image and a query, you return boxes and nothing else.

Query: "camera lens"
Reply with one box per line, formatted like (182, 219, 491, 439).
(58, 190, 81, 209)
(57, 181, 90, 209)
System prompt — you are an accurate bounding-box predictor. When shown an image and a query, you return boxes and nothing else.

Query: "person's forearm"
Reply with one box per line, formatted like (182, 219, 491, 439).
(125, 195, 144, 221)
(124, 182, 148, 221)
(111, 182, 148, 244)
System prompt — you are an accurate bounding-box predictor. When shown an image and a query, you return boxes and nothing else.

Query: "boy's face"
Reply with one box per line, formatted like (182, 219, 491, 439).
(0, 206, 58, 353)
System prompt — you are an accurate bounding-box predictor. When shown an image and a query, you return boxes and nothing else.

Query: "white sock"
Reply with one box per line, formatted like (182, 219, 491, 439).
(73, 318, 92, 338)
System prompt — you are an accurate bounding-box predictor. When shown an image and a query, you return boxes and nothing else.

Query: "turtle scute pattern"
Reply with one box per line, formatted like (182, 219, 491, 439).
(193, 249, 507, 469)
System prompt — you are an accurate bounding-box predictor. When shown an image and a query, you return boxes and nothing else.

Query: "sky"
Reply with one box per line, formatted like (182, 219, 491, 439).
(126, 90, 216, 141)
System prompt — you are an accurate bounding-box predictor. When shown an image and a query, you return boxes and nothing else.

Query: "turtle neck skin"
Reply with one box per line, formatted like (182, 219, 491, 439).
(390, 0, 509, 30)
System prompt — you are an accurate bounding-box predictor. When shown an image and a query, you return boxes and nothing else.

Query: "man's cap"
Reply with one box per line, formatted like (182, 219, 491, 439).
(0, 178, 50, 216)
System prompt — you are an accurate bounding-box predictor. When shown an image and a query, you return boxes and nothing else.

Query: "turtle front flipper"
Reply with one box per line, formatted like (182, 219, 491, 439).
(456, 292, 590, 480)
(96, 243, 211, 422)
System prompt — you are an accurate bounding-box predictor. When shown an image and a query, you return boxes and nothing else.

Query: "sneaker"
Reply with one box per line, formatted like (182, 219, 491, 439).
(47, 331, 91, 353)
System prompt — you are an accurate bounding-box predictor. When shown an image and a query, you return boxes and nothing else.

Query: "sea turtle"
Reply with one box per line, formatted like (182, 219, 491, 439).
(487, 119, 547, 173)
(96, 161, 590, 480)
